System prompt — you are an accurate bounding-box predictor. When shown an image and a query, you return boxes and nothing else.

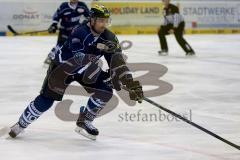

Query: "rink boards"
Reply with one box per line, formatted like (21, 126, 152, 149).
(0, 0, 240, 35)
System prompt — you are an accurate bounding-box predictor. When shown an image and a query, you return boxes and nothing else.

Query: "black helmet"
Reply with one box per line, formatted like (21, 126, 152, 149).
(90, 4, 110, 19)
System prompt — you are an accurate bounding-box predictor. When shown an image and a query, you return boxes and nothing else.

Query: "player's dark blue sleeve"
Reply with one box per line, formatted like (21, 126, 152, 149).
(78, 2, 90, 18)
(52, 3, 65, 23)
(103, 34, 133, 90)
(103, 35, 124, 68)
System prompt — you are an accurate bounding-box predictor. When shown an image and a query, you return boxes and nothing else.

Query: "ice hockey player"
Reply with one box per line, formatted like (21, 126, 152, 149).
(158, 0, 195, 56)
(8, 4, 144, 140)
(44, 0, 89, 64)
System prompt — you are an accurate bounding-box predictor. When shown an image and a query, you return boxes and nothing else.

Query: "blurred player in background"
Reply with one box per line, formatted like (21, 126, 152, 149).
(44, 0, 89, 64)
(158, 0, 195, 56)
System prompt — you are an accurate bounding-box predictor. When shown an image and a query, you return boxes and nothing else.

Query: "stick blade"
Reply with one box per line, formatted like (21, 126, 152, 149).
(7, 25, 19, 35)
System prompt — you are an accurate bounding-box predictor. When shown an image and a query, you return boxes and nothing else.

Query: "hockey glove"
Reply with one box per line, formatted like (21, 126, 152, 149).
(48, 23, 58, 34)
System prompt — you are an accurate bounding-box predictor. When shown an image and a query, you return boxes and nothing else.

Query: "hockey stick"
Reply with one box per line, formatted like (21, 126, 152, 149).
(143, 97, 240, 150)
(122, 86, 240, 151)
(7, 25, 49, 36)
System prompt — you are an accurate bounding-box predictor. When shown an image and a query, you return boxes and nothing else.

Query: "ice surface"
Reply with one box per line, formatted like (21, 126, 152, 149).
(0, 34, 240, 160)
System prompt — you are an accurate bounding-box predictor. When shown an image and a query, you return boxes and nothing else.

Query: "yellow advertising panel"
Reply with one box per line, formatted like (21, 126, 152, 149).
(92, 2, 164, 26)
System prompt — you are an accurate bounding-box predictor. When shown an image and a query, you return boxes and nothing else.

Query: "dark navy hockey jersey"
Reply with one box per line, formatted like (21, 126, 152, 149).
(53, 2, 89, 30)
(49, 23, 132, 89)
(54, 23, 122, 69)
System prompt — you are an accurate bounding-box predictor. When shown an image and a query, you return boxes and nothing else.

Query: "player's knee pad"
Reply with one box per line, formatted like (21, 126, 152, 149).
(34, 95, 55, 112)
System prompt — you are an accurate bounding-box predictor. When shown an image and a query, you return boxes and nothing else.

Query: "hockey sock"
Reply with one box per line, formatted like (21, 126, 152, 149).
(18, 95, 54, 128)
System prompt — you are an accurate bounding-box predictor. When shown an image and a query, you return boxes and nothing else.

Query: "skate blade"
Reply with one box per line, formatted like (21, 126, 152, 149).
(186, 54, 196, 58)
(158, 53, 168, 56)
(0, 127, 11, 138)
(75, 126, 97, 141)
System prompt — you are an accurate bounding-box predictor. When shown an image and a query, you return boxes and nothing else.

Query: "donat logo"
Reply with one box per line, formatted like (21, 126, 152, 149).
(12, 6, 40, 20)
(23, 6, 38, 14)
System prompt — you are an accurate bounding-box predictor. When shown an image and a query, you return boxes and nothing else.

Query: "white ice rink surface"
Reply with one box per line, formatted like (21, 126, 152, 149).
(0, 34, 240, 160)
